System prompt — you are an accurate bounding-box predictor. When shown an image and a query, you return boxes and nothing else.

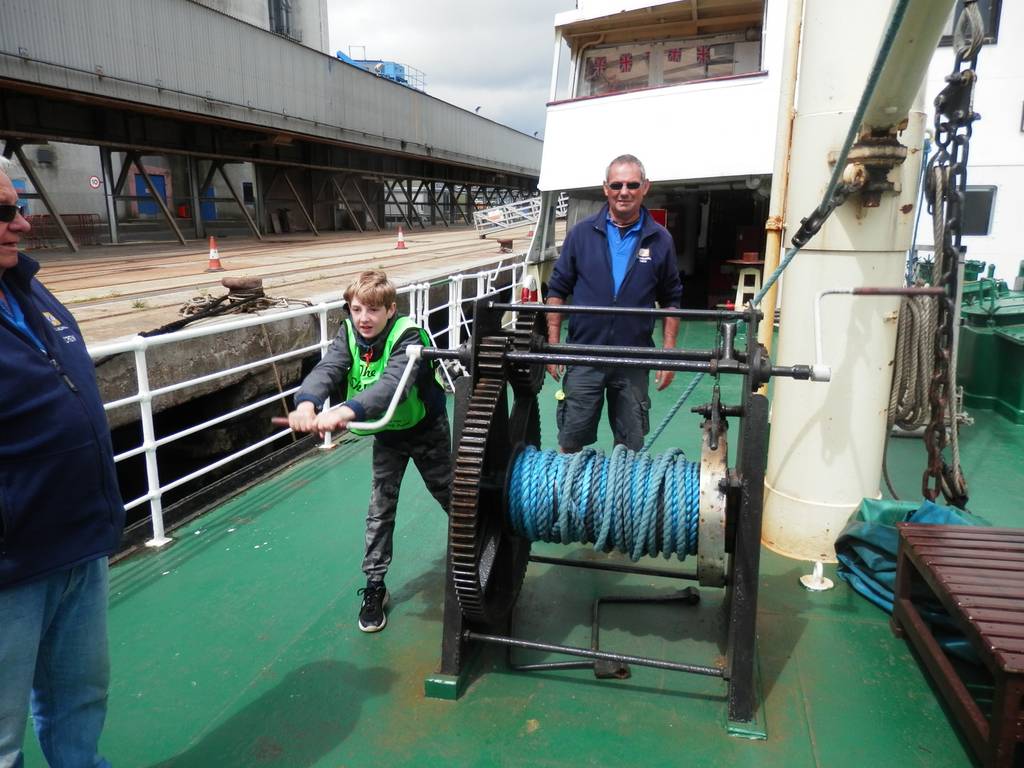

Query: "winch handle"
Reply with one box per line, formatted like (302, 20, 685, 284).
(270, 345, 423, 432)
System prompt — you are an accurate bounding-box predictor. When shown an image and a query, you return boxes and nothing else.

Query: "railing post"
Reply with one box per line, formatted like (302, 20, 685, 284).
(419, 283, 430, 329)
(134, 346, 170, 547)
(449, 275, 463, 349)
(318, 303, 336, 451)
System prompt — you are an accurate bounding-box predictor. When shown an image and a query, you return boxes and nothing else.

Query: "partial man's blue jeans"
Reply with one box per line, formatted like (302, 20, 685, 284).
(0, 557, 112, 768)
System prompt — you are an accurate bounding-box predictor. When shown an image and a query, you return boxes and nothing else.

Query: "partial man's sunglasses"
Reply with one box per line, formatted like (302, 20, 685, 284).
(606, 181, 642, 191)
(0, 205, 26, 223)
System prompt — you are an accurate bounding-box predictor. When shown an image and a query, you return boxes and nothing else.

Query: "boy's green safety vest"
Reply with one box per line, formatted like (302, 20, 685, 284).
(345, 316, 432, 436)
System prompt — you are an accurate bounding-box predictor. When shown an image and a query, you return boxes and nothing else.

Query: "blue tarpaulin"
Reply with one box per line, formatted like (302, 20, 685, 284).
(835, 498, 990, 662)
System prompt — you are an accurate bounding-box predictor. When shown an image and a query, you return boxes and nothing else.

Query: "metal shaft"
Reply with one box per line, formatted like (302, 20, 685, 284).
(466, 631, 724, 677)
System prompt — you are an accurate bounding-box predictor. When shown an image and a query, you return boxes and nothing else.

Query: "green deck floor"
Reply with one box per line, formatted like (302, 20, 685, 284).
(24, 325, 1024, 767)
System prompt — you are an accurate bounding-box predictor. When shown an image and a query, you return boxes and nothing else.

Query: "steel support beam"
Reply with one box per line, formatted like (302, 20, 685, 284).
(330, 175, 363, 233)
(282, 171, 318, 236)
(131, 154, 186, 245)
(383, 180, 414, 231)
(427, 182, 449, 228)
(4, 141, 79, 252)
(112, 151, 134, 198)
(251, 163, 267, 235)
(344, 175, 381, 231)
(100, 145, 120, 245)
(217, 163, 262, 239)
(408, 180, 428, 228)
(450, 184, 471, 225)
(187, 155, 205, 239)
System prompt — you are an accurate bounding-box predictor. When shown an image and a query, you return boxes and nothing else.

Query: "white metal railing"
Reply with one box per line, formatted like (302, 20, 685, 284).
(90, 258, 531, 547)
(473, 192, 568, 235)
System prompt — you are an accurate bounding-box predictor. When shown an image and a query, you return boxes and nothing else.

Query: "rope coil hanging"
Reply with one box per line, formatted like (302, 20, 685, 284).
(507, 445, 701, 561)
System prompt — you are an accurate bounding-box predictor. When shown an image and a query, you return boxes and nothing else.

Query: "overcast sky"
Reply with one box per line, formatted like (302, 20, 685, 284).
(326, 0, 575, 138)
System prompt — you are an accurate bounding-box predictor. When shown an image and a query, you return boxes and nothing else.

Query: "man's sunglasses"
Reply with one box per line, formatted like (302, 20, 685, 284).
(0, 205, 26, 223)
(606, 181, 642, 191)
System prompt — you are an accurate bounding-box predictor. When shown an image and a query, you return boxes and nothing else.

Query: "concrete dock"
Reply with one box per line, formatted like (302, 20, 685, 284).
(32, 224, 553, 343)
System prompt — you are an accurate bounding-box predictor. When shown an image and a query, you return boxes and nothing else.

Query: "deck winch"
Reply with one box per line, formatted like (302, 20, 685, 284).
(422, 299, 822, 733)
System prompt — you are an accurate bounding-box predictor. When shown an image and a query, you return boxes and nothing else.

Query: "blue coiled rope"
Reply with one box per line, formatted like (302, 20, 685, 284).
(508, 444, 701, 561)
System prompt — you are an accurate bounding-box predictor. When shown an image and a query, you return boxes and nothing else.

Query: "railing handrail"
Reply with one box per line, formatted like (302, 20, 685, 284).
(92, 258, 530, 547)
(473, 192, 568, 234)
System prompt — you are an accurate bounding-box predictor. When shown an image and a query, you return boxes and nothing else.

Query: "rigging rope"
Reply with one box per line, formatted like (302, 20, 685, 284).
(507, 445, 700, 561)
(889, 295, 937, 432)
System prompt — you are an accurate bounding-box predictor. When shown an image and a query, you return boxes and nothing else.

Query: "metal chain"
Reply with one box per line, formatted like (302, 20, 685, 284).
(921, 1, 984, 505)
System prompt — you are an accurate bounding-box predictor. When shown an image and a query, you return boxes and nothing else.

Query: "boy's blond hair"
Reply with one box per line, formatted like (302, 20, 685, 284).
(344, 269, 397, 308)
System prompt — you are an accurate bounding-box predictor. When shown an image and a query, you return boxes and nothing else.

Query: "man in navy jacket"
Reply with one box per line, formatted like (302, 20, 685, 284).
(0, 166, 124, 767)
(545, 155, 682, 452)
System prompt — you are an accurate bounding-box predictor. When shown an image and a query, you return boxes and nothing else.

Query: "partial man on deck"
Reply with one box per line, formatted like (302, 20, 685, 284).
(0, 163, 124, 768)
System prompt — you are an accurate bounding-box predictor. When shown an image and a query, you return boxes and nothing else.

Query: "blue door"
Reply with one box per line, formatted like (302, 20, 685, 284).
(201, 185, 218, 221)
(12, 179, 29, 215)
(136, 174, 167, 216)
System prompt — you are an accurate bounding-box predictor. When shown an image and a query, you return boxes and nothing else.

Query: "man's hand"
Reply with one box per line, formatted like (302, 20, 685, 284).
(287, 401, 318, 433)
(546, 296, 564, 382)
(656, 316, 679, 391)
(314, 405, 357, 438)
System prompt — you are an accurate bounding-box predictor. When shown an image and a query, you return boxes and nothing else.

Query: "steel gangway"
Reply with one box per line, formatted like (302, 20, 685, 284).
(473, 193, 567, 236)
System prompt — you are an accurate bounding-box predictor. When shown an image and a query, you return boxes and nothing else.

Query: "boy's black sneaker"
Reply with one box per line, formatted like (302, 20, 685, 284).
(357, 581, 389, 632)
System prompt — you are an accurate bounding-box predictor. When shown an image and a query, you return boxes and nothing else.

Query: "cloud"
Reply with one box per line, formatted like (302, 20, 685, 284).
(326, 0, 574, 136)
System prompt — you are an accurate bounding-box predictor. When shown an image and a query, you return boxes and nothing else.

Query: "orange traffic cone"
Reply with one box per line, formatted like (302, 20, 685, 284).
(394, 226, 408, 250)
(205, 235, 224, 272)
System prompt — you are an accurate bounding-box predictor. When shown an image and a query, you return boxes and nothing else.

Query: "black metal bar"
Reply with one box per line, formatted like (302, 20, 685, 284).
(426, 344, 811, 383)
(490, 302, 755, 321)
(507, 351, 741, 375)
(769, 365, 818, 380)
(545, 341, 730, 362)
(509, 660, 592, 672)
(726, 392, 770, 724)
(467, 631, 724, 677)
(528, 554, 700, 581)
(421, 347, 461, 361)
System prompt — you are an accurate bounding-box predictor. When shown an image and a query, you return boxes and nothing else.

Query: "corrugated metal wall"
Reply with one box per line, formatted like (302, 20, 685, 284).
(0, 0, 540, 176)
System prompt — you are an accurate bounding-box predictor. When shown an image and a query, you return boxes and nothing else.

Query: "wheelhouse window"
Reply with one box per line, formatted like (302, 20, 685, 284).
(962, 186, 996, 236)
(577, 29, 762, 98)
(940, 0, 1001, 46)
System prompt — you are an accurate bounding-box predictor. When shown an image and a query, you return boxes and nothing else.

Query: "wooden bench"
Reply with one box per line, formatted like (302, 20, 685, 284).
(891, 524, 1024, 767)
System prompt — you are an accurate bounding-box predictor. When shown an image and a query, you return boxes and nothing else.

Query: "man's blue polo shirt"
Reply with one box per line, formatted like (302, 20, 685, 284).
(605, 211, 644, 297)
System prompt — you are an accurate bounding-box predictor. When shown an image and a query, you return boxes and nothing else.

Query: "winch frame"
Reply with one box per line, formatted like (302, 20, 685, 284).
(425, 300, 774, 735)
